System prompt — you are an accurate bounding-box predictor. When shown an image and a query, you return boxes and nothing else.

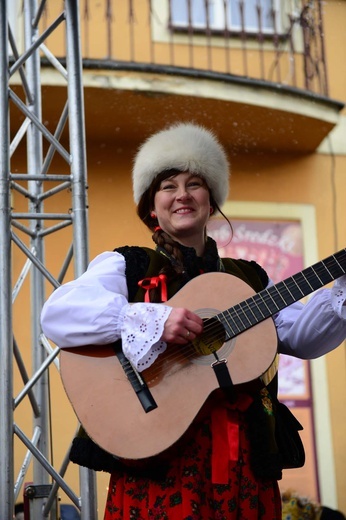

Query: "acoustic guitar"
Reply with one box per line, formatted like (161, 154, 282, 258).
(60, 248, 346, 460)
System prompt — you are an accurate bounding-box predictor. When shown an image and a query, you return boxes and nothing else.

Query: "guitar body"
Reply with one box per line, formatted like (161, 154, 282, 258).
(60, 272, 278, 460)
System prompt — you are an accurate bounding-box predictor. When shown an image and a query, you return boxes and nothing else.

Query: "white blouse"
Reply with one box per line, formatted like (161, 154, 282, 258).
(40, 251, 346, 371)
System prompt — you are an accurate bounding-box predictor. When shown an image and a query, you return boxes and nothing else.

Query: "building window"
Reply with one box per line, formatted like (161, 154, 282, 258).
(170, 0, 278, 34)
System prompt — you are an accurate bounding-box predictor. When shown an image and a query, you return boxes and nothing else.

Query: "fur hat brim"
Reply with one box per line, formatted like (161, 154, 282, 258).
(132, 122, 230, 208)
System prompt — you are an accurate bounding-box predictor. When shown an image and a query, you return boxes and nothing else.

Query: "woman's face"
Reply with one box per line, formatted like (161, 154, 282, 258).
(153, 171, 211, 246)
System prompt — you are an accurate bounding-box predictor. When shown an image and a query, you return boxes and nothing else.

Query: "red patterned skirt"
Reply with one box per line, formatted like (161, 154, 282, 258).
(104, 394, 282, 520)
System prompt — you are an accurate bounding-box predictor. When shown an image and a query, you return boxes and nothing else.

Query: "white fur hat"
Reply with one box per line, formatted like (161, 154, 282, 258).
(132, 122, 230, 207)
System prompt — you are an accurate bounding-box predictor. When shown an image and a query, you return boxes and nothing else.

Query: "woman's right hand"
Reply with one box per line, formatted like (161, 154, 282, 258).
(161, 307, 203, 344)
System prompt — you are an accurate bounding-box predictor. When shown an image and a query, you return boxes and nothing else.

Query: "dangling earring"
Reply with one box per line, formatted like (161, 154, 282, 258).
(150, 211, 156, 219)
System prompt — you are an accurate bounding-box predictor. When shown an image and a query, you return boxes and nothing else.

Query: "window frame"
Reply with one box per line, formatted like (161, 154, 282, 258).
(169, 0, 284, 36)
(218, 200, 336, 507)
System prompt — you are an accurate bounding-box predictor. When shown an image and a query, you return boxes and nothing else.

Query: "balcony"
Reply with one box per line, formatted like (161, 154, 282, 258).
(12, 0, 344, 152)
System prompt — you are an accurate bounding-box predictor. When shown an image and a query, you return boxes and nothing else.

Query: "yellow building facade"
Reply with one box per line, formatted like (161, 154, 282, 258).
(10, 1, 346, 517)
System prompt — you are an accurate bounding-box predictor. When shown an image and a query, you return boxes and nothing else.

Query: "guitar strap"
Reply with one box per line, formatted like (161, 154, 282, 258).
(211, 354, 236, 402)
(112, 339, 158, 413)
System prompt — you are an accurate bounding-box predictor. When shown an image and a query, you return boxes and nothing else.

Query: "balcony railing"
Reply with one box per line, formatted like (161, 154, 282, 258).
(42, 0, 328, 97)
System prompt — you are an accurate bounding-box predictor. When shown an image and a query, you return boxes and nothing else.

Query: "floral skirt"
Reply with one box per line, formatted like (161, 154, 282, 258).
(104, 398, 282, 520)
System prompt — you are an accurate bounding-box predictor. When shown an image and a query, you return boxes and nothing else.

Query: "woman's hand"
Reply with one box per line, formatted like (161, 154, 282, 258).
(161, 307, 203, 344)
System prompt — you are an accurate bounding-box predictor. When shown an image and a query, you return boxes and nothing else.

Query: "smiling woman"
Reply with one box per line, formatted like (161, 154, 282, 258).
(40, 122, 346, 520)
(152, 172, 211, 255)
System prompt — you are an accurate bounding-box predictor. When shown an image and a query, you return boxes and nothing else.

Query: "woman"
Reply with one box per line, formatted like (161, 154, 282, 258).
(41, 122, 346, 520)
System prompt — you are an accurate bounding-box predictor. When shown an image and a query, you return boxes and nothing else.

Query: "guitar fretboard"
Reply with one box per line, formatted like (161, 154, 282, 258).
(212, 248, 346, 340)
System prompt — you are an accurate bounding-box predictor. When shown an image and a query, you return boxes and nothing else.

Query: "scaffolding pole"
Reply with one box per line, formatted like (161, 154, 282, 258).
(0, 1, 14, 516)
(0, 0, 97, 518)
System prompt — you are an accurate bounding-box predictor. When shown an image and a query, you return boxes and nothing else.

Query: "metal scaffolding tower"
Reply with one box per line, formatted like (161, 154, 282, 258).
(0, 1, 97, 518)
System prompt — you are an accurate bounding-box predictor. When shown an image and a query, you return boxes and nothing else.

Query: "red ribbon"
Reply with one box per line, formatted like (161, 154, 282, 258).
(211, 393, 253, 484)
(138, 274, 168, 302)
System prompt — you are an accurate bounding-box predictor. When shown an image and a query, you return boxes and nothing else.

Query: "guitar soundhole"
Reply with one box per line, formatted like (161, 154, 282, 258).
(190, 314, 235, 365)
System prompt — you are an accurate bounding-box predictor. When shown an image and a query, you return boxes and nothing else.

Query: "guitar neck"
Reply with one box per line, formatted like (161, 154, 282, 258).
(217, 248, 346, 340)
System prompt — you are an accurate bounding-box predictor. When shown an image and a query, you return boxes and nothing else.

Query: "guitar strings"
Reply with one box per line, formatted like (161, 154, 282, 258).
(121, 321, 229, 387)
(121, 319, 229, 383)
(224, 253, 346, 329)
(122, 250, 346, 384)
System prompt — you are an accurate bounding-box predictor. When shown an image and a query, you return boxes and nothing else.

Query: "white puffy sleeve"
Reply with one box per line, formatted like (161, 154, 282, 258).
(274, 275, 346, 358)
(40, 251, 172, 370)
